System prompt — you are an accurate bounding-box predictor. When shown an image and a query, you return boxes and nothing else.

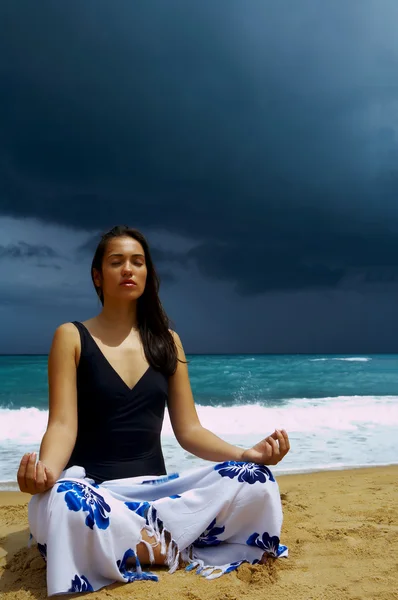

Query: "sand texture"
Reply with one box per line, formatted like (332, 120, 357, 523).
(1, 466, 397, 600)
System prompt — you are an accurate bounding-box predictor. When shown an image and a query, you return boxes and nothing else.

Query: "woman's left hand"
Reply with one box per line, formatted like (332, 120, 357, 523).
(241, 429, 290, 466)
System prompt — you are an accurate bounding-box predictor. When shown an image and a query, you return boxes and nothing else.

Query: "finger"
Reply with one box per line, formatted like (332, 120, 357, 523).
(259, 440, 272, 460)
(269, 430, 280, 444)
(267, 436, 280, 457)
(281, 429, 290, 452)
(44, 466, 56, 487)
(264, 441, 278, 465)
(275, 430, 287, 454)
(270, 429, 290, 454)
(35, 461, 46, 492)
(25, 452, 37, 492)
(17, 453, 31, 492)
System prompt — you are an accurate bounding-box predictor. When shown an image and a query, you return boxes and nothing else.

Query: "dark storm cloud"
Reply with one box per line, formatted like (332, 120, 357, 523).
(0, 283, 89, 308)
(0, 242, 59, 260)
(75, 232, 185, 285)
(76, 233, 187, 266)
(1, 1, 398, 293)
(37, 263, 62, 271)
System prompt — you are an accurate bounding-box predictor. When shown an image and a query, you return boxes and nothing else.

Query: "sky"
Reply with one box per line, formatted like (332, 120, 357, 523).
(1, 1, 398, 354)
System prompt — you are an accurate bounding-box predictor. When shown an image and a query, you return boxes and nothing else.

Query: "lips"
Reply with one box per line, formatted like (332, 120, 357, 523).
(120, 280, 137, 286)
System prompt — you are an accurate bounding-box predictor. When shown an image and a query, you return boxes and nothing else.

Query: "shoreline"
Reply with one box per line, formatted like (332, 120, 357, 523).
(1, 465, 398, 599)
(1, 460, 398, 491)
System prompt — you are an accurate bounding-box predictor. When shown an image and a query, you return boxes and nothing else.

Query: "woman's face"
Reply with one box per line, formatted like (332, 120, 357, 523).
(94, 236, 148, 302)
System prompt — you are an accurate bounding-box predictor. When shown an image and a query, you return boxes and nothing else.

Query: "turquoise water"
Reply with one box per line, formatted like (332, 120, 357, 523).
(1, 354, 398, 488)
(2, 353, 398, 409)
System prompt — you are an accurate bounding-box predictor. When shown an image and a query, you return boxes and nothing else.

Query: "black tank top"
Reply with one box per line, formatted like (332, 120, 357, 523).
(65, 321, 168, 483)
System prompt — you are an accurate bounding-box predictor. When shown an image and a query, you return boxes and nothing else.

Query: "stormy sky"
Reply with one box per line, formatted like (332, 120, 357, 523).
(1, 1, 398, 353)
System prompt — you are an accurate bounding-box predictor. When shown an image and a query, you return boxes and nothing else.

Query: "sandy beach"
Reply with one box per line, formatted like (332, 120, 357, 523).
(1, 466, 397, 600)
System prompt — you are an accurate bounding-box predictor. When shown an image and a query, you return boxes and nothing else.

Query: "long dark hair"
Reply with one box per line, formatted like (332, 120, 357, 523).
(91, 225, 179, 377)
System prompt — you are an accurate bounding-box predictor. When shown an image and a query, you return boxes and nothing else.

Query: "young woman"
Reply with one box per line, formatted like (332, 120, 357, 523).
(18, 225, 290, 595)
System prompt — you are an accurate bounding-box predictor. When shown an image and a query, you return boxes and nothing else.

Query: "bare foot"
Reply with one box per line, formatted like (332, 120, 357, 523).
(126, 528, 172, 567)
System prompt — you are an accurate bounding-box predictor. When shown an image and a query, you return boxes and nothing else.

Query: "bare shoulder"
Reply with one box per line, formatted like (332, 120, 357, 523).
(54, 322, 79, 340)
(51, 323, 80, 353)
(169, 329, 184, 352)
(169, 328, 181, 345)
(169, 329, 187, 364)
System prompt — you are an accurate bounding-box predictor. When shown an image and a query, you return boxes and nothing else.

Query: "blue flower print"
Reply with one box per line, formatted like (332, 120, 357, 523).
(225, 560, 244, 574)
(68, 575, 93, 593)
(124, 500, 151, 518)
(246, 531, 281, 557)
(169, 494, 181, 499)
(276, 544, 288, 557)
(141, 472, 179, 485)
(117, 547, 135, 573)
(214, 461, 275, 484)
(117, 548, 158, 582)
(57, 481, 111, 530)
(37, 542, 47, 561)
(193, 518, 225, 547)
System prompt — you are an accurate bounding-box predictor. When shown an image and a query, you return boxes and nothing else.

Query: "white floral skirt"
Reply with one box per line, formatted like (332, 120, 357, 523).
(28, 461, 288, 596)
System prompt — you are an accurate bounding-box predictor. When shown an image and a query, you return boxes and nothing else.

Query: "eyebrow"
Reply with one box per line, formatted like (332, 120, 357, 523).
(108, 253, 145, 259)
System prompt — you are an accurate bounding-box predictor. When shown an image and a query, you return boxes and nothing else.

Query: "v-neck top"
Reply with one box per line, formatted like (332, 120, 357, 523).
(65, 321, 168, 483)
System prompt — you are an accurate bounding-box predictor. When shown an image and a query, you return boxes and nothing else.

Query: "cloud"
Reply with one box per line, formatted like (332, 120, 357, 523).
(2, 1, 398, 297)
(1, 217, 398, 354)
(0, 217, 184, 313)
(76, 232, 188, 266)
(0, 241, 60, 260)
(75, 231, 188, 286)
(37, 263, 62, 270)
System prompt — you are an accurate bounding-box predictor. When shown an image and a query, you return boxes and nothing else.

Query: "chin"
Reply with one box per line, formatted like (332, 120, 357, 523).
(120, 288, 142, 299)
(119, 289, 140, 297)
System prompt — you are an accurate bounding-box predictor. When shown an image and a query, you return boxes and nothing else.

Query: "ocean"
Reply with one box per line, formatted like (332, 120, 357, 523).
(1, 354, 398, 490)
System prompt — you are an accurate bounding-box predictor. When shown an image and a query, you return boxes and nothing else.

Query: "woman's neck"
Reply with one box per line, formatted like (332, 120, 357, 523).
(97, 301, 138, 332)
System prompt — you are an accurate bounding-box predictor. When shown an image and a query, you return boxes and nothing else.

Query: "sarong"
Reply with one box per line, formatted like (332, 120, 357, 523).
(28, 461, 288, 595)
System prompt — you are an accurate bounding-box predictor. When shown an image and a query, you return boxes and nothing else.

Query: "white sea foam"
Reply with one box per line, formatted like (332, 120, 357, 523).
(1, 397, 397, 485)
(310, 357, 372, 362)
(1, 396, 397, 445)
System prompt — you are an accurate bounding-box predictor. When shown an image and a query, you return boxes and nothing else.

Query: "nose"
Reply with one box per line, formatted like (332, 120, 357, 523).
(121, 262, 133, 276)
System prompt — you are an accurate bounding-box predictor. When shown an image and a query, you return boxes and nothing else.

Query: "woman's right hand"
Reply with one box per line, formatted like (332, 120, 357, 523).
(17, 452, 57, 495)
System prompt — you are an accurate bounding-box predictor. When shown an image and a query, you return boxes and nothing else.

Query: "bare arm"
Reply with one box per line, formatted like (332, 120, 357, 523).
(17, 323, 79, 494)
(39, 322, 79, 476)
(167, 331, 290, 465)
(167, 331, 244, 462)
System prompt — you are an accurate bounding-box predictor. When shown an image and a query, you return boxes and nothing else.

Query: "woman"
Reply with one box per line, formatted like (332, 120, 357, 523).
(18, 225, 290, 595)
